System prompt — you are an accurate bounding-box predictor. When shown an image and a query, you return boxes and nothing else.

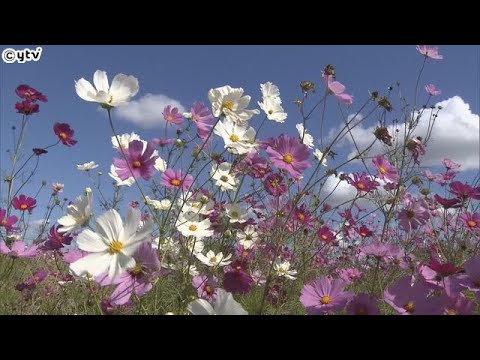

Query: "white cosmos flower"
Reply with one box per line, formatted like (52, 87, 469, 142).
(208, 85, 260, 125)
(177, 192, 214, 216)
(144, 196, 171, 210)
(237, 225, 258, 249)
(296, 123, 314, 149)
(75, 70, 139, 108)
(69, 208, 152, 280)
(187, 288, 248, 315)
(152, 236, 180, 255)
(211, 162, 238, 192)
(273, 259, 297, 280)
(260, 82, 282, 101)
(226, 203, 248, 224)
(77, 161, 99, 171)
(185, 238, 204, 255)
(258, 98, 287, 123)
(111, 132, 141, 150)
(313, 148, 328, 167)
(196, 250, 232, 267)
(176, 213, 214, 240)
(109, 164, 135, 187)
(214, 119, 257, 155)
(57, 188, 93, 233)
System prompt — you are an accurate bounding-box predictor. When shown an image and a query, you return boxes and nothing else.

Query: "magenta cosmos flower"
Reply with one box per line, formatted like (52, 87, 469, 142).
(223, 264, 254, 295)
(434, 194, 461, 209)
(0, 208, 18, 231)
(425, 84, 441, 96)
(449, 181, 480, 201)
(372, 155, 398, 183)
(265, 134, 311, 179)
(263, 173, 287, 197)
(113, 140, 158, 181)
(317, 226, 335, 244)
(239, 151, 270, 179)
(162, 105, 183, 126)
(15, 101, 39, 115)
(42, 224, 73, 251)
(416, 45, 443, 60)
(300, 277, 353, 314)
(161, 168, 193, 190)
(16, 84, 48, 102)
(348, 172, 379, 193)
(346, 294, 380, 315)
(323, 74, 353, 105)
(53, 122, 77, 147)
(0, 241, 38, 258)
(12, 195, 37, 212)
(458, 257, 480, 292)
(191, 102, 214, 141)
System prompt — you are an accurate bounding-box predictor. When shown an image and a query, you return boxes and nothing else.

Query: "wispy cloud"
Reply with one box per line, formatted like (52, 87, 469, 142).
(342, 96, 479, 171)
(115, 93, 186, 129)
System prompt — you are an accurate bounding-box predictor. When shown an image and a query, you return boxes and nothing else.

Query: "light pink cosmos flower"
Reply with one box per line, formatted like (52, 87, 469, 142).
(0, 208, 18, 231)
(191, 102, 215, 141)
(265, 134, 311, 179)
(416, 45, 443, 60)
(372, 155, 398, 183)
(113, 140, 158, 181)
(300, 276, 353, 315)
(0, 241, 38, 258)
(161, 169, 193, 190)
(162, 105, 183, 126)
(459, 212, 480, 231)
(323, 75, 353, 105)
(425, 84, 441, 96)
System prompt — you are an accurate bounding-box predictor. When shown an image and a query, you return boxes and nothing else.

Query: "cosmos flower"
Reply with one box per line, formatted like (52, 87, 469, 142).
(57, 188, 93, 233)
(416, 45, 443, 60)
(161, 169, 193, 191)
(12, 195, 37, 212)
(187, 288, 248, 315)
(372, 155, 398, 183)
(265, 134, 311, 179)
(162, 105, 184, 126)
(75, 70, 139, 108)
(53, 123, 77, 147)
(300, 277, 353, 314)
(77, 161, 99, 171)
(323, 74, 353, 105)
(113, 140, 158, 181)
(425, 84, 441, 96)
(208, 85, 259, 125)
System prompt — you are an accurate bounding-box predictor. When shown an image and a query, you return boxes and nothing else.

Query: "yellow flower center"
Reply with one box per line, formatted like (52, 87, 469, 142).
(467, 220, 477, 228)
(246, 234, 253, 240)
(131, 264, 143, 276)
(205, 285, 213, 294)
(20, 204, 28, 210)
(220, 175, 229, 182)
(210, 256, 218, 264)
(0, 219, 7, 226)
(270, 179, 279, 188)
(355, 306, 367, 315)
(132, 160, 142, 168)
(320, 295, 331, 305)
(296, 213, 305, 221)
(230, 211, 239, 218)
(283, 153, 294, 164)
(278, 267, 286, 274)
(357, 183, 365, 190)
(170, 179, 181, 187)
(379, 166, 387, 175)
(268, 109, 273, 115)
(188, 224, 198, 232)
(446, 309, 457, 315)
(59, 132, 67, 139)
(166, 115, 174, 122)
(242, 251, 249, 257)
(403, 301, 415, 313)
(229, 134, 239, 142)
(321, 234, 328, 241)
(222, 100, 234, 111)
(108, 240, 124, 254)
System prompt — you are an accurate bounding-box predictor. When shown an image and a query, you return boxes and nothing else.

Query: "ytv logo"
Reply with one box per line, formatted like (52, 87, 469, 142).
(2, 47, 43, 64)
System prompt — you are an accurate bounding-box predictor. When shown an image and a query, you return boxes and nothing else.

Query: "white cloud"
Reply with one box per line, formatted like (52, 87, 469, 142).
(342, 96, 479, 171)
(115, 93, 186, 129)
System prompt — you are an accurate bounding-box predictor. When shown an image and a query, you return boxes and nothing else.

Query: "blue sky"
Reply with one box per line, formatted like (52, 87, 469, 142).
(0, 45, 478, 225)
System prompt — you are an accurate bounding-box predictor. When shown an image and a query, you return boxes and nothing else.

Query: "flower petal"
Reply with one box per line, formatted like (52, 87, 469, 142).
(76, 229, 109, 252)
(75, 78, 98, 102)
(93, 70, 109, 93)
(187, 299, 215, 315)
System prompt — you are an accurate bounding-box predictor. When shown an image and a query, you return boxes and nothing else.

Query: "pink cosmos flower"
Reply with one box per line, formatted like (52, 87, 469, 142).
(425, 84, 441, 96)
(192, 275, 218, 303)
(360, 241, 402, 260)
(348, 173, 379, 193)
(397, 195, 430, 232)
(53, 122, 77, 147)
(317, 226, 335, 244)
(42, 225, 73, 251)
(433, 194, 461, 209)
(459, 212, 480, 231)
(16, 84, 48, 102)
(223, 267, 254, 295)
(113, 140, 158, 181)
(161, 168, 193, 190)
(99, 242, 160, 306)
(443, 293, 474, 315)
(406, 138, 426, 165)
(32, 148, 48, 156)
(300, 277, 353, 315)
(323, 75, 353, 105)
(372, 155, 398, 183)
(12, 195, 37, 212)
(239, 151, 271, 179)
(263, 173, 287, 197)
(162, 105, 183, 125)
(0, 208, 18, 231)
(15, 101, 39, 115)
(191, 102, 214, 141)
(337, 268, 364, 284)
(152, 138, 174, 147)
(384, 276, 446, 315)
(346, 293, 380, 315)
(358, 225, 373, 238)
(416, 45, 443, 60)
(265, 134, 311, 179)
(442, 158, 461, 170)
(0, 241, 38, 258)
